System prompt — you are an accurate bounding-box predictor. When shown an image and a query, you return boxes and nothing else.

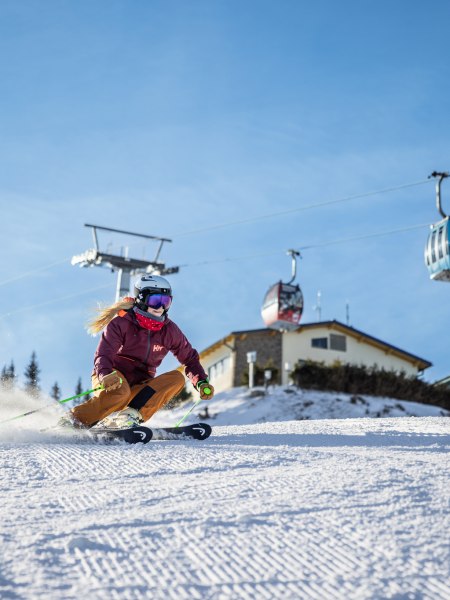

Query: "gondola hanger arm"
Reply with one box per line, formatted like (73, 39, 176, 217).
(287, 249, 301, 284)
(429, 171, 450, 219)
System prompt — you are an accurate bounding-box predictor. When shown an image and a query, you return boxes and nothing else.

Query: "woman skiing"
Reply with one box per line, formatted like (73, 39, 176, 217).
(61, 275, 214, 429)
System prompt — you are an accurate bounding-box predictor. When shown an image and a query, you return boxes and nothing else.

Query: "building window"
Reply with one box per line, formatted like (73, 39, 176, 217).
(311, 335, 347, 351)
(208, 356, 231, 380)
(311, 337, 328, 349)
(330, 334, 347, 351)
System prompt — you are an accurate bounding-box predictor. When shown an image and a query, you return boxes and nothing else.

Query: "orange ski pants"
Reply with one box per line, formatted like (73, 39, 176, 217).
(72, 369, 186, 426)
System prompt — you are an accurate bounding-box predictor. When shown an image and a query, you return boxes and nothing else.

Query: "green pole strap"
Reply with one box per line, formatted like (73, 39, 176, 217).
(0, 385, 103, 426)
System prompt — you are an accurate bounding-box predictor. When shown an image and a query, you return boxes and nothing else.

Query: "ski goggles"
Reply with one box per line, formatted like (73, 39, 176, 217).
(145, 293, 172, 310)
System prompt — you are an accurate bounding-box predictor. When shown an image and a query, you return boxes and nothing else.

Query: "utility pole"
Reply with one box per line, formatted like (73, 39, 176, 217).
(72, 224, 179, 301)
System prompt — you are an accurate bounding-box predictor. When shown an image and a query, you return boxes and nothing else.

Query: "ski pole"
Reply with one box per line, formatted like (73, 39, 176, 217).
(174, 382, 212, 428)
(174, 398, 204, 428)
(0, 385, 103, 426)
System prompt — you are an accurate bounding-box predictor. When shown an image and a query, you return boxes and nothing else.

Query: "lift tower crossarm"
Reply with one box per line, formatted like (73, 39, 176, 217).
(84, 224, 172, 243)
(72, 224, 179, 301)
(83, 223, 173, 268)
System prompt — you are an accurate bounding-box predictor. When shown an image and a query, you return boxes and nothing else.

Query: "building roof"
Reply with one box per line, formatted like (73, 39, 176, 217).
(434, 375, 450, 387)
(199, 320, 432, 371)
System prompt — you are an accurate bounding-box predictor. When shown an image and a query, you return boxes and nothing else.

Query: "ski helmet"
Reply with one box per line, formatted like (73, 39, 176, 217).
(134, 274, 173, 312)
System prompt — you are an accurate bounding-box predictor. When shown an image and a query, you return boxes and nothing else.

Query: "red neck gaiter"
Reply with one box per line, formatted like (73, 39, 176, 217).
(134, 311, 166, 331)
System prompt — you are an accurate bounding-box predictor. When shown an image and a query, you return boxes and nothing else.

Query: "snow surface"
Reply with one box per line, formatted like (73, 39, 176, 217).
(0, 387, 449, 599)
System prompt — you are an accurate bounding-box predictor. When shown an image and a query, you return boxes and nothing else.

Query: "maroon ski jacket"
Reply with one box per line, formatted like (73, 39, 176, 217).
(93, 310, 207, 388)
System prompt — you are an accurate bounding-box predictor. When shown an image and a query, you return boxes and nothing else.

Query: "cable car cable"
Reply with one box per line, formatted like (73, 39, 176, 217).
(0, 284, 112, 320)
(179, 222, 430, 268)
(0, 257, 72, 288)
(169, 178, 431, 239)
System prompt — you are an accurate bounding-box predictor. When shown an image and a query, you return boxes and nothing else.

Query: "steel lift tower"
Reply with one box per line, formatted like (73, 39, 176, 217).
(71, 224, 179, 301)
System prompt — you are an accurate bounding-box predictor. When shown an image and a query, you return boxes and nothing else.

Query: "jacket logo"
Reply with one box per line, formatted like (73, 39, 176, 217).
(153, 344, 165, 352)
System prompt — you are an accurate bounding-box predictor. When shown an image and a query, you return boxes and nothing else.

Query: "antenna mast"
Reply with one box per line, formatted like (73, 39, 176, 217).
(313, 290, 322, 322)
(72, 224, 179, 301)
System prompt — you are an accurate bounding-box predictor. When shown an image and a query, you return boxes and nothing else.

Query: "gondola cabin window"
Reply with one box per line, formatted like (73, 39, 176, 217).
(438, 226, 444, 259)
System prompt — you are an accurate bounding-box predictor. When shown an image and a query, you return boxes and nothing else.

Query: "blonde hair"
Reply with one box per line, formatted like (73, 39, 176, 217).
(87, 297, 135, 335)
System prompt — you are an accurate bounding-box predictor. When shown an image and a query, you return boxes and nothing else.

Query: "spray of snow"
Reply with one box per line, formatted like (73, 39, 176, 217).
(0, 388, 66, 443)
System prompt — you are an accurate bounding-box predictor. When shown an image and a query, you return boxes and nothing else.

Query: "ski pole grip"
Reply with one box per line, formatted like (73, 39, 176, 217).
(198, 380, 211, 396)
(112, 370, 123, 385)
(99, 371, 123, 390)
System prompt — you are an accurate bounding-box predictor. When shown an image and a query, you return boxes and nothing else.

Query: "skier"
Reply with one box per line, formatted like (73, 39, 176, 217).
(60, 275, 214, 430)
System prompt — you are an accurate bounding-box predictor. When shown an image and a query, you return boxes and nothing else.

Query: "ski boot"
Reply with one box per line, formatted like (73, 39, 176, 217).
(58, 411, 87, 430)
(92, 407, 143, 430)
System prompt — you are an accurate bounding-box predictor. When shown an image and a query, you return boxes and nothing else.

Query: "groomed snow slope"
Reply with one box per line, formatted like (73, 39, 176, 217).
(0, 391, 449, 599)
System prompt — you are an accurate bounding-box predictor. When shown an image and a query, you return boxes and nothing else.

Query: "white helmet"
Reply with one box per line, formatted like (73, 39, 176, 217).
(134, 274, 172, 297)
(134, 275, 173, 311)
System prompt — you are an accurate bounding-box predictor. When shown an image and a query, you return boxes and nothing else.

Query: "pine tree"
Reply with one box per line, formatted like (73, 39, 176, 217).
(24, 352, 41, 398)
(50, 382, 61, 401)
(0, 361, 16, 390)
(75, 377, 83, 395)
(9, 361, 15, 385)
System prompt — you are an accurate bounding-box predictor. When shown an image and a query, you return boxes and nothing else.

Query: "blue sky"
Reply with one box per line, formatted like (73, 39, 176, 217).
(1, 0, 450, 397)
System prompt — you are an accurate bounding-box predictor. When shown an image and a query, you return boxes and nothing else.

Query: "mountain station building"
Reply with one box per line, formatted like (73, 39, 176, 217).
(198, 320, 432, 394)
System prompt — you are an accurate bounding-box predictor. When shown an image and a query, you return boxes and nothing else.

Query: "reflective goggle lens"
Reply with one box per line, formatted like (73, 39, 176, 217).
(145, 293, 172, 309)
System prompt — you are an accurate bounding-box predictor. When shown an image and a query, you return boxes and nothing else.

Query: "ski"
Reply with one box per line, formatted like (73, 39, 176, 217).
(89, 425, 153, 444)
(88, 422, 212, 444)
(152, 422, 212, 441)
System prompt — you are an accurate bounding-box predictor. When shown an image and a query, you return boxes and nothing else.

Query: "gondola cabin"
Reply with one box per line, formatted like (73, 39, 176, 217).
(261, 281, 304, 331)
(425, 171, 450, 282)
(425, 218, 450, 281)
